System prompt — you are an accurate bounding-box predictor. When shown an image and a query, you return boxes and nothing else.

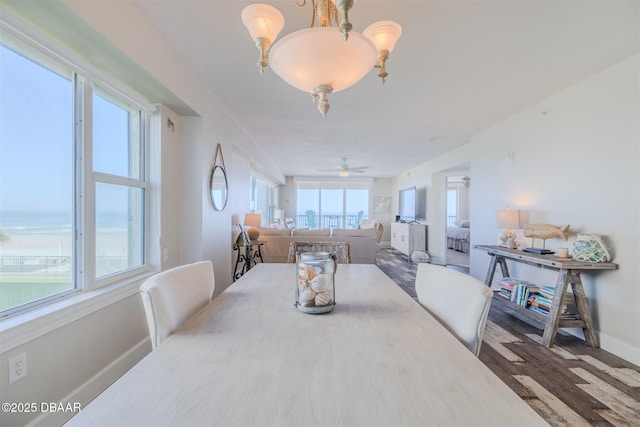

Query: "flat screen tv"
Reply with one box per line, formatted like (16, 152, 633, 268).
(399, 186, 416, 222)
(399, 186, 426, 222)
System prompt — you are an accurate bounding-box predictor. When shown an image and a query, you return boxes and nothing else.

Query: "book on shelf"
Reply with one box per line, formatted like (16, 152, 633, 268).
(529, 298, 550, 312)
(498, 288, 512, 299)
(528, 305, 549, 316)
(496, 279, 573, 316)
(497, 277, 530, 290)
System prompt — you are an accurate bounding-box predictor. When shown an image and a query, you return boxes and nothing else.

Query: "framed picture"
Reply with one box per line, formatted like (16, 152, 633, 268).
(373, 196, 391, 214)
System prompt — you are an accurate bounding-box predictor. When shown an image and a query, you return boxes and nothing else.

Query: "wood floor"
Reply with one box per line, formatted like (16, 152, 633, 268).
(376, 248, 640, 427)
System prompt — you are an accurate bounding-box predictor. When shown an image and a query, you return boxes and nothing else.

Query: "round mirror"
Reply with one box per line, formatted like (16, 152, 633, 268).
(209, 165, 228, 211)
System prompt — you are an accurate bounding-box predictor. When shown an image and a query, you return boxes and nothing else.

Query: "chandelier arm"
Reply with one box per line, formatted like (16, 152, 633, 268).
(254, 37, 272, 74)
(376, 49, 390, 84)
(335, 0, 354, 39)
(310, 0, 317, 28)
(326, 0, 338, 27)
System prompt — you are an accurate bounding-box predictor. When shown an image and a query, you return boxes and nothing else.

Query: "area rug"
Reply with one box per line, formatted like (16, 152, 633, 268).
(376, 248, 640, 427)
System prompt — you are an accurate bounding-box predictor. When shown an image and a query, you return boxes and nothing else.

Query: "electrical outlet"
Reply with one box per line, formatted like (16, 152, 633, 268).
(9, 353, 27, 384)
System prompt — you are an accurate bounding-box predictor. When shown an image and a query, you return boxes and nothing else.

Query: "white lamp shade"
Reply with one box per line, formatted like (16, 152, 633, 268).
(363, 20, 402, 53)
(497, 210, 522, 229)
(269, 27, 377, 93)
(241, 3, 285, 42)
(244, 213, 262, 228)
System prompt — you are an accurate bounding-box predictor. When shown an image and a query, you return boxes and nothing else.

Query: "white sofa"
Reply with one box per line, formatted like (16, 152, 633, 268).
(257, 225, 383, 264)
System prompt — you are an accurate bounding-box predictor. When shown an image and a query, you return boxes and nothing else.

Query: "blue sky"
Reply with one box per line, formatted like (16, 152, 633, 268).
(297, 188, 368, 216)
(0, 44, 72, 212)
(1, 44, 130, 214)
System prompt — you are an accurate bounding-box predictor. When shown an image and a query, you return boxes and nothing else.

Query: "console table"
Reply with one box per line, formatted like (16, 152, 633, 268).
(391, 222, 427, 259)
(474, 244, 617, 348)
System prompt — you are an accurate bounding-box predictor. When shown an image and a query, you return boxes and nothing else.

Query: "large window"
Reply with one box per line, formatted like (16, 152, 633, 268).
(0, 30, 150, 315)
(296, 181, 369, 228)
(447, 188, 458, 226)
(249, 174, 274, 225)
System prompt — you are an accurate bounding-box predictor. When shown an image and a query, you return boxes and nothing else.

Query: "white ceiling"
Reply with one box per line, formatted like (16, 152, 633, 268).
(130, 0, 638, 179)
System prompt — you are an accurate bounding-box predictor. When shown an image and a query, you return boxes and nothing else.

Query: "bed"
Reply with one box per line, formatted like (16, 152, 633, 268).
(447, 220, 471, 253)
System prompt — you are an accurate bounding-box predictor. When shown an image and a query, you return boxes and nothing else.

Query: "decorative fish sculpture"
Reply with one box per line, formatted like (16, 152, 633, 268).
(523, 223, 569, 241)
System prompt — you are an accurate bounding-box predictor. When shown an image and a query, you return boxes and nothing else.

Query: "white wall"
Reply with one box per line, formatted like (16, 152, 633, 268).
(394, 54, 640, 364)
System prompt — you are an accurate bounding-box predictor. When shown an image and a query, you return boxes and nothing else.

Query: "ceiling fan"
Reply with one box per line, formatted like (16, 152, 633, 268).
(319, 157, 369, 177)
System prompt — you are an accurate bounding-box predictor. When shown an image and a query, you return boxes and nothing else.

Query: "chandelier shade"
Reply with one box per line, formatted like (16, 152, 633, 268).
(269, 28, 377, 94)
(241, 3, 284, 42)
(363, 21, 402, 54)
(242, 1, 401, 115)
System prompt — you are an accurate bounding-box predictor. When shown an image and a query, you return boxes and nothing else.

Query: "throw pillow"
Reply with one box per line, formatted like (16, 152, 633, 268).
(292, 228, 331, 236)
(285, 217, 296, 229)
(358, 219, 379, 230)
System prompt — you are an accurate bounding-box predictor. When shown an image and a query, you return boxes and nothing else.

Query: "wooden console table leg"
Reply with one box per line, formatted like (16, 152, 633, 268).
(498, 257, 509, 279)
(484, 255, 498, 286)
(542, 270, 570, 348)
(483, 255, 510, 287)
(571, 273, 599, 348)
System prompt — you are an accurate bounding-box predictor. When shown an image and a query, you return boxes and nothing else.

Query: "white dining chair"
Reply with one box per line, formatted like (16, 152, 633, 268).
(140, 260, 215, 350)
(415, 263, 493, 357)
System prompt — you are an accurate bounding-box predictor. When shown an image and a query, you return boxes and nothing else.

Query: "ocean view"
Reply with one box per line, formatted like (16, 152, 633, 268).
(0, 211, 133, 310)
(0, 210, 128, 256)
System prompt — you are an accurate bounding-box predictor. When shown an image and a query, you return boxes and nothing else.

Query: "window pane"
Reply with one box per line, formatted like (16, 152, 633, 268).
(447, 189, 458, 225)
(320, 188, 342, 228)
(296, 184, 370, 229)
(345, 189, 368, 228)
(93, 91, 141, 178)
(252, 177, 270, 225)
(95, 183, 144, 278)
(0, 44, 74, 311)
(296, 189, 319, 228)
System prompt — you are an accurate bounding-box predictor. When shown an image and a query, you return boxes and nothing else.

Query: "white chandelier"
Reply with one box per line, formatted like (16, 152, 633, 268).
(242, 1, 402, 116)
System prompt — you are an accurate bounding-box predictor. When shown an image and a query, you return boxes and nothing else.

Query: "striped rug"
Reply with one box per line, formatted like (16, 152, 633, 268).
(376, 248, 640, 427)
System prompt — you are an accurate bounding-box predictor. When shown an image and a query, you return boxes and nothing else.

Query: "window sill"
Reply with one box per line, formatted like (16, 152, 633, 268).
(0, 270, 156, 352)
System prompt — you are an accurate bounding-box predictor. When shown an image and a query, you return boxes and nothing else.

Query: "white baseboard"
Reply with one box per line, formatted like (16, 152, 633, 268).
(28, 338, 151, 427)
(599, 332, 640, 366)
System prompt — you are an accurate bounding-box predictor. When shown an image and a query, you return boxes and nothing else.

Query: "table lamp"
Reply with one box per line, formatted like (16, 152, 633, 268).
(497, 209, 521, 248)
(244, 213, 262, 240)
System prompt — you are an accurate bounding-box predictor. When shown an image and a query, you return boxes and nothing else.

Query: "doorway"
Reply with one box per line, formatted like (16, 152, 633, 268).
(445, 175, 470, 269)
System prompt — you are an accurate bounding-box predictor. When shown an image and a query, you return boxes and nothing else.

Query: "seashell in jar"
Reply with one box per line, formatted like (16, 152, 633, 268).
(299, 288, 316, 305)
(303, 265, 319, 281)
(315, 292, 332, 306)
(310, 274, 327, 293)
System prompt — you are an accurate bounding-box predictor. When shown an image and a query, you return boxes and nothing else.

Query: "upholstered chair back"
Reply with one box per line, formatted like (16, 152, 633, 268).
(140, 261, 215, 350)
(415, 263, 493, 357)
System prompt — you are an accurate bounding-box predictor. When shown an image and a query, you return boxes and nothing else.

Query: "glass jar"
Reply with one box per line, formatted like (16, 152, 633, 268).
(295, 252, 336, 314)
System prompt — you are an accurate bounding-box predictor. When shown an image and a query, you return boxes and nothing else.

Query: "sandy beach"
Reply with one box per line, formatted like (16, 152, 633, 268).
(0, 231, 128, 257)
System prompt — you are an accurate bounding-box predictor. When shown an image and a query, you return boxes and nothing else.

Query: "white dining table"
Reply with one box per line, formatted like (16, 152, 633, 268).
(66, 263, 548, 426)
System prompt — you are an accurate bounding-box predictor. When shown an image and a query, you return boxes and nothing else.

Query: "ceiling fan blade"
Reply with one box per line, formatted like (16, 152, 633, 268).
(349, 166, 369, 171)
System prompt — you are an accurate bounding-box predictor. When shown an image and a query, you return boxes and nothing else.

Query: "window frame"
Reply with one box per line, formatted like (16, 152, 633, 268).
(249, 173, 275, 225)
(294, 178, 372, 228)
(0, 18, 153, 317)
